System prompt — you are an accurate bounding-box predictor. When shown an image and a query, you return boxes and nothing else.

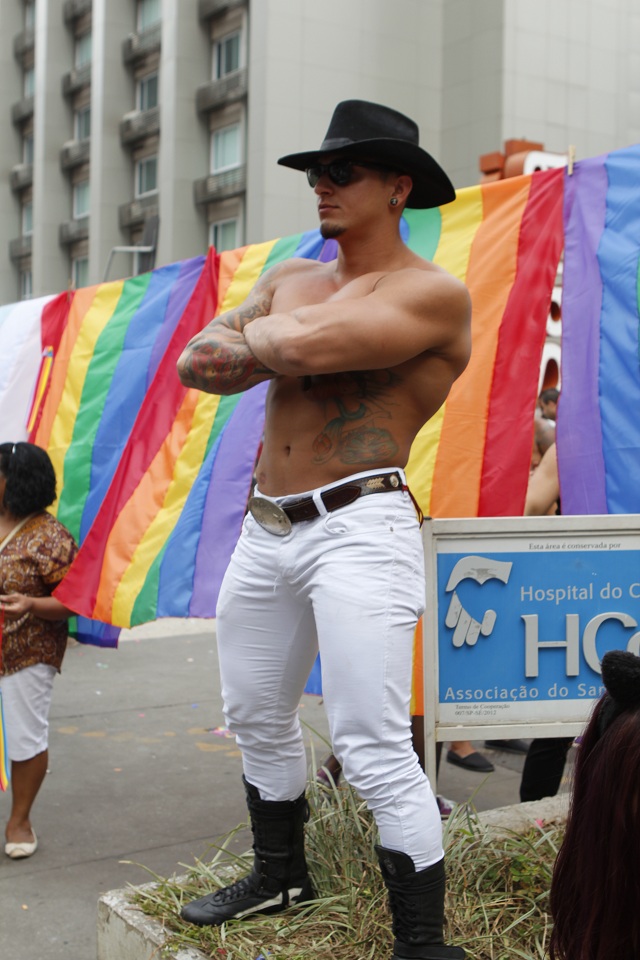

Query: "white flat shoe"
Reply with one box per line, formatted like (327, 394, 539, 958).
(5, 831, 38, 859)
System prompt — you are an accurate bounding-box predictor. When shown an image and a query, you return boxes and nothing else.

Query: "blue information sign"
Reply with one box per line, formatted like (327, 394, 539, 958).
(426, 520, 640, 727)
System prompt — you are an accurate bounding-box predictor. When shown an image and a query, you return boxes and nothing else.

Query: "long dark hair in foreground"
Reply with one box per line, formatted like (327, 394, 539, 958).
(549, 650, 640, 960)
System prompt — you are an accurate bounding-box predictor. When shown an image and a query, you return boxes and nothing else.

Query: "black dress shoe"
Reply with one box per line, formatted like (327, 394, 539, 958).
(484, 739, 529, 755)
(446, 749, 494, 773)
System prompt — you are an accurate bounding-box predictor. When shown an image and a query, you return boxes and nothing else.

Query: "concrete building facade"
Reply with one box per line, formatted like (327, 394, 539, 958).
(1, 0, 639, 302)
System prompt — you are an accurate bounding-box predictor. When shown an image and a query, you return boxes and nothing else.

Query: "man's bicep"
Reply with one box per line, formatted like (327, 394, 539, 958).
(372, 276, 469, 348)
(279, 301, 439, 375)
(329, 277, 469, 369)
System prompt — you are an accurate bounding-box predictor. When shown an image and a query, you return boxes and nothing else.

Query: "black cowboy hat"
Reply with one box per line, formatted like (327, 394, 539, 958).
(278, 99, 455, 210)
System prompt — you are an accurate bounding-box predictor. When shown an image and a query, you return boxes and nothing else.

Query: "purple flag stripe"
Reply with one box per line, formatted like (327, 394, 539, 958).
(189, 384, 268, 616)
(557, 157, 608, 514)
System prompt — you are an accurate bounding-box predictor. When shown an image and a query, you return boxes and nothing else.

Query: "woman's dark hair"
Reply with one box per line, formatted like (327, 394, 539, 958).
(0, 441, 57, 517)
(549, 651, 640, 960)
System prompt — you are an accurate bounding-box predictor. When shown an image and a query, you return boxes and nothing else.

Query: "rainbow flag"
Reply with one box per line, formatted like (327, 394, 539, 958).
(558, 144, 640, 514)
(404, 169, 564, 516)
(0, 691, 8, 791)
(25, 169, 564, 634)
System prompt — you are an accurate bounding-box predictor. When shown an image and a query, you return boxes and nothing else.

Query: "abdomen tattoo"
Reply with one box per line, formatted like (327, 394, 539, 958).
(308, 370, 401, 465)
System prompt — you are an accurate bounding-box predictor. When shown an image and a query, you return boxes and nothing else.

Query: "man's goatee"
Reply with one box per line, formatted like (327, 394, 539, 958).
(320, 223, 346, 240)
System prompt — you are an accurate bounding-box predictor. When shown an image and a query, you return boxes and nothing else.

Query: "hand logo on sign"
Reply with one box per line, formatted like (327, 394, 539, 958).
(444, 556, 513, 648)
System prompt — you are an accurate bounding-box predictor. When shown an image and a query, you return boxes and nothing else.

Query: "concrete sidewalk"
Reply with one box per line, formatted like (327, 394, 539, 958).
(1, 621, 572, 960)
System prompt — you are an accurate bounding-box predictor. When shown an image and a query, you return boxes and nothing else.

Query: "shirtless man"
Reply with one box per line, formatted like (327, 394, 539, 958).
(177, 101, 470, 960)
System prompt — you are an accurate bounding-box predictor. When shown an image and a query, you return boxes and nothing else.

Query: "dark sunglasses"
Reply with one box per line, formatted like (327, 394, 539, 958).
(306, 159, 392, 188)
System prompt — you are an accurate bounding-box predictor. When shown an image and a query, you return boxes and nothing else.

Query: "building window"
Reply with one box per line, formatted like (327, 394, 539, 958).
(24, 1, 35, 30)
(209, 218, 239, 253)
(137, 0, 161, 32)
(75, 106, 91, 140)
(75, 32, 92, 69)
(20, 270, 33, 300)
(214, 32, 241, 79)
(73, 181, 90, 219)
(23, 134, 34, 165)
(72, 257, 89, 289)
(211, 124, 241, 173)
(23, 66, 35, 98)
(136, 156, 158, 196)
(137, 73, 158, 111)
(22, 200, 33, 236)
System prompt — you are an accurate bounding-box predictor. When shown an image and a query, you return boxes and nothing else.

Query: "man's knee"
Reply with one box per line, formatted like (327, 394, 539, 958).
(339, 743, 424, 802)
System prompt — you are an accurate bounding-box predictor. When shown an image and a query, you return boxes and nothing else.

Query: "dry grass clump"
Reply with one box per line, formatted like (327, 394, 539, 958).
(132, 777, 561, 960)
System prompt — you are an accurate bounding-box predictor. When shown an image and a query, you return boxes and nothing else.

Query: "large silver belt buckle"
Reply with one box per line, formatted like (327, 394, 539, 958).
(248, 496, 293, 536)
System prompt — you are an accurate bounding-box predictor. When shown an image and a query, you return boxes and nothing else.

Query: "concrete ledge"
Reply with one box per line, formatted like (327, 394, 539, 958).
(477, 792, 569, 834)
(97, 888, 203, 960)
(97, 794, 568, 960)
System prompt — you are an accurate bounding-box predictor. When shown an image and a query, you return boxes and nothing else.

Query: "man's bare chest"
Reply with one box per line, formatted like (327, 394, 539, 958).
(270, 270, 383, 314)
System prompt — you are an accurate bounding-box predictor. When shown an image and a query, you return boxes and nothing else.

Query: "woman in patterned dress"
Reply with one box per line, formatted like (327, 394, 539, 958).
(0, 442, 77, 859)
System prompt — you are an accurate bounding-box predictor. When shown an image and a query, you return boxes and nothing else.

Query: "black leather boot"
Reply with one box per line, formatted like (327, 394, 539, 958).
(376, 846, 465, 959)
(181, 777, 315, 926)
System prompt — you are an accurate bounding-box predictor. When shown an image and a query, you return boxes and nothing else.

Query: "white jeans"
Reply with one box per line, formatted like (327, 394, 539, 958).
(216, 470, 443, 869)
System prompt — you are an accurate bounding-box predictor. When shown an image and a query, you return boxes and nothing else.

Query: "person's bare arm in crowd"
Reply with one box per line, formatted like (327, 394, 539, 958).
(176, 268, 281, 396)
(0, 594, 74, 621)
(534, 416, 556, 457)
(525, 442, 559, 516)
(244, 269, 471, 376)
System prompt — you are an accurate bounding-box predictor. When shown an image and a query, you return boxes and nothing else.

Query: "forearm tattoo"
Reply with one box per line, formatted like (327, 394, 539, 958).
(181, 338, 275, 393)
(180, 272, 278, 393)
(222, 288, 275, 333)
